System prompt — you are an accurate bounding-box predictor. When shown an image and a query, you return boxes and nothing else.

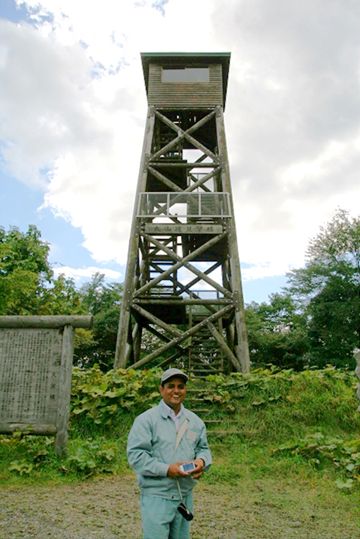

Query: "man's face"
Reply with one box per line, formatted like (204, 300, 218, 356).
(160, 376, 187, 412)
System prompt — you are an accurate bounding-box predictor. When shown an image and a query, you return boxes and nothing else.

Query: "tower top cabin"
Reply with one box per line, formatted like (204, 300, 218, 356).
(141, 52, 231, 109)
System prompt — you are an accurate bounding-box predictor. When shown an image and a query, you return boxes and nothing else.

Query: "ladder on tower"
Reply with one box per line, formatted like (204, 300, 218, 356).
(187, 307, 225, 377)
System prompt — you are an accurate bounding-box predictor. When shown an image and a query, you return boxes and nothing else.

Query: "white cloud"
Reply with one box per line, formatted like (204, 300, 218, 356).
(0, 0, 359, 284)
(53, 264, 122, 283)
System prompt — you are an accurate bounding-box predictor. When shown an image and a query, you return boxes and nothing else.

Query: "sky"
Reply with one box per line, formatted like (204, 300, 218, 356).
(0, 0, 359, 305)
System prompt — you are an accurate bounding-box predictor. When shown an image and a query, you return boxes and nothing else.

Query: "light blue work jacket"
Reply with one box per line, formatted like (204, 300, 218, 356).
(127, 400, 212, 499)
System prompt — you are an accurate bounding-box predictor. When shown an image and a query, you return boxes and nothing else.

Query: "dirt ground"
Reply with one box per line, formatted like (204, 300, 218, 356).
(1, 475, 359, 539)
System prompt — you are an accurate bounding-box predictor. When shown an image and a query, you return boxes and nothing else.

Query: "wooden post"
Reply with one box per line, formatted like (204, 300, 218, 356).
(215, 106, 250, 373)
(114, 107, 155, 369)
(55, 325, 73, 456)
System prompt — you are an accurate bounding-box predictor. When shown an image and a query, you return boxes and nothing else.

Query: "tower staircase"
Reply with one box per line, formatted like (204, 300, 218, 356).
(186, 379, 241, 438)
(187, 320, 225, 377)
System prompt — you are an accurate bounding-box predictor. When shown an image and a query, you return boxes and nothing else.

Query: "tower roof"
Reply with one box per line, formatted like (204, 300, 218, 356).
(141, 52, 231, 107)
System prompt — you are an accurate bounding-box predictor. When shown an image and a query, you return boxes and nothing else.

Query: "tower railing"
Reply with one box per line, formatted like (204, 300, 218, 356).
(137, 192, 231, 219)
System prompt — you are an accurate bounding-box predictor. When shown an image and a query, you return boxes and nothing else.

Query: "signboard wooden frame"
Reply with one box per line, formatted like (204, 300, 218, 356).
(0, 316, 92, 455)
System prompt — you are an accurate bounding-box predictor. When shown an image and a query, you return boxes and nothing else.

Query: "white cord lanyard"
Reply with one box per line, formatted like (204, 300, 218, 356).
(175, 418, 189, 502)
(175, 419, 189, 450)
(176, 479, 184, 501)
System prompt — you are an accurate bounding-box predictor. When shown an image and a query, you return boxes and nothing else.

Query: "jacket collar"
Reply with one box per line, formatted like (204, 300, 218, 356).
(159, 399, 188, 419)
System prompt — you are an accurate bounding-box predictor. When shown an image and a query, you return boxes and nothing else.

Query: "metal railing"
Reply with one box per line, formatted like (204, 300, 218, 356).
(137, 192, 231, 219)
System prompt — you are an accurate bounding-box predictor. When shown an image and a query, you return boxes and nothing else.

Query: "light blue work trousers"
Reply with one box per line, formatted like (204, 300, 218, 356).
(140, 492, 193, 539)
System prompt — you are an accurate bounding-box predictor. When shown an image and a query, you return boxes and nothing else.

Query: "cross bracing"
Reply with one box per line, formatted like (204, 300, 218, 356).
(115, 53, 249, 374)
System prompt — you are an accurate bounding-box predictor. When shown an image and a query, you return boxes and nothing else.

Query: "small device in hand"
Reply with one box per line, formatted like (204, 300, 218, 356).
(180, 462, 196, 473)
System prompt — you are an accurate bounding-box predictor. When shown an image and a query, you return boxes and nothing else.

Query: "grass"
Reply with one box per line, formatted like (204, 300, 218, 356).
(1, 366, 359, 494)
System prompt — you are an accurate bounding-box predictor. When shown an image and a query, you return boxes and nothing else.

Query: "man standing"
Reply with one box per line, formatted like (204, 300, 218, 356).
(127, 368, 212, 539)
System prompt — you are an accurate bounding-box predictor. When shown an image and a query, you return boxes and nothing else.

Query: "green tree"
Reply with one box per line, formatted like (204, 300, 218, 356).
(246, 293, 308, 369)
(0, 225, 86, 317)
(287, 209, 360, 368)
(0, 225, 53, 314)
(41, 274, 84, 315)
(0, 225, 125, 368)
(76, 273, 122, 369)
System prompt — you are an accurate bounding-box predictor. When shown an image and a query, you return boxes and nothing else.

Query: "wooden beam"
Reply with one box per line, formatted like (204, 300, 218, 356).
(141, 264, 219, 316)
(189, 175, 211, 193)
(0, 423, 57, 434)
(148, 166, 183, 192)
(135, 234, 225, 297)
(215, 106, 250, 373)
(129, 304, 234, 369)
(140, 233, 232, 298)
(135, 298, 232, 305)
(55, 324, 73, 456)
(206, 322, 241, 372)
(146, 324, 172, 342)
(0, 316, 92, 329)
(144, 326, 186, 357)
(182, 132, 217, 162)
(131, 303, 183, 338)
(149, 262, 180, 293)
(151, 110, 217, 162)
(115, 106, 156, 369)
(180, 261, 222, 293)
(151, 162, 215, 169)
(155, 109, 216, 139)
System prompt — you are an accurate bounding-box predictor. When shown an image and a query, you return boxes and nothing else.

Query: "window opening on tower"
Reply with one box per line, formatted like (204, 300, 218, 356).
(162, 67, 210, 83)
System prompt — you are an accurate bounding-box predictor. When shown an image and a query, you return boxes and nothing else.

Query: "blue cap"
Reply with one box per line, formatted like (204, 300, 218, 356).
(160, 368, 188, 385)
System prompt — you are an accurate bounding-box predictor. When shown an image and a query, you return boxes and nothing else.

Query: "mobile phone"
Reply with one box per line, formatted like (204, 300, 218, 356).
(180, 462, 196, 473)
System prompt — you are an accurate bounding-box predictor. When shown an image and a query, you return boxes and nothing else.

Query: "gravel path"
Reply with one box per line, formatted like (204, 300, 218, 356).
(1, 476, 359, 539)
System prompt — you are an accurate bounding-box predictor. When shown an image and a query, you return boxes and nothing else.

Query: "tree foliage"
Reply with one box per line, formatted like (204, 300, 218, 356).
(75, 273, 123, 369)
(286, 209, 359, 368)
(246, 293, 308, 369)
(0, 226, 122, 369)
(0, 225, 52, 314)
(245, 209, 359, 370)
(41, 274, 84, 315)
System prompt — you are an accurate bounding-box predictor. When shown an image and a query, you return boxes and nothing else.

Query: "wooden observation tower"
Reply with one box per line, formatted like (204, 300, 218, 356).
(114, 52, 250, 375)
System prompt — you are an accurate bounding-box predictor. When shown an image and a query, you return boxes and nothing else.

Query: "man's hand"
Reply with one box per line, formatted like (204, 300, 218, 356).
(191, 458, 205, 479)
(167, 462, 190, 478)
(167, 459, 205, 479)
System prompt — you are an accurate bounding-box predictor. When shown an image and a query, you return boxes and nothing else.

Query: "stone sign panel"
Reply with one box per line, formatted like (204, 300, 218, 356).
(0, 316, 92, 454)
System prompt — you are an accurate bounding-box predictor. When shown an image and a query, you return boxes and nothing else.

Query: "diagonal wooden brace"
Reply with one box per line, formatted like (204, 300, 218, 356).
(129, 304, 234, 369)
(147, 261, 218, 316)
(131, 303, 182, 338)
(206, 321, 241, 371)
(134, 232, 226, 296)
(151, 110, 217, 162)
(180, 261, 222, 294)
(147, 166, 183, 192)
(137, 232, 232, 298)
(186, 167, 221, 193)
